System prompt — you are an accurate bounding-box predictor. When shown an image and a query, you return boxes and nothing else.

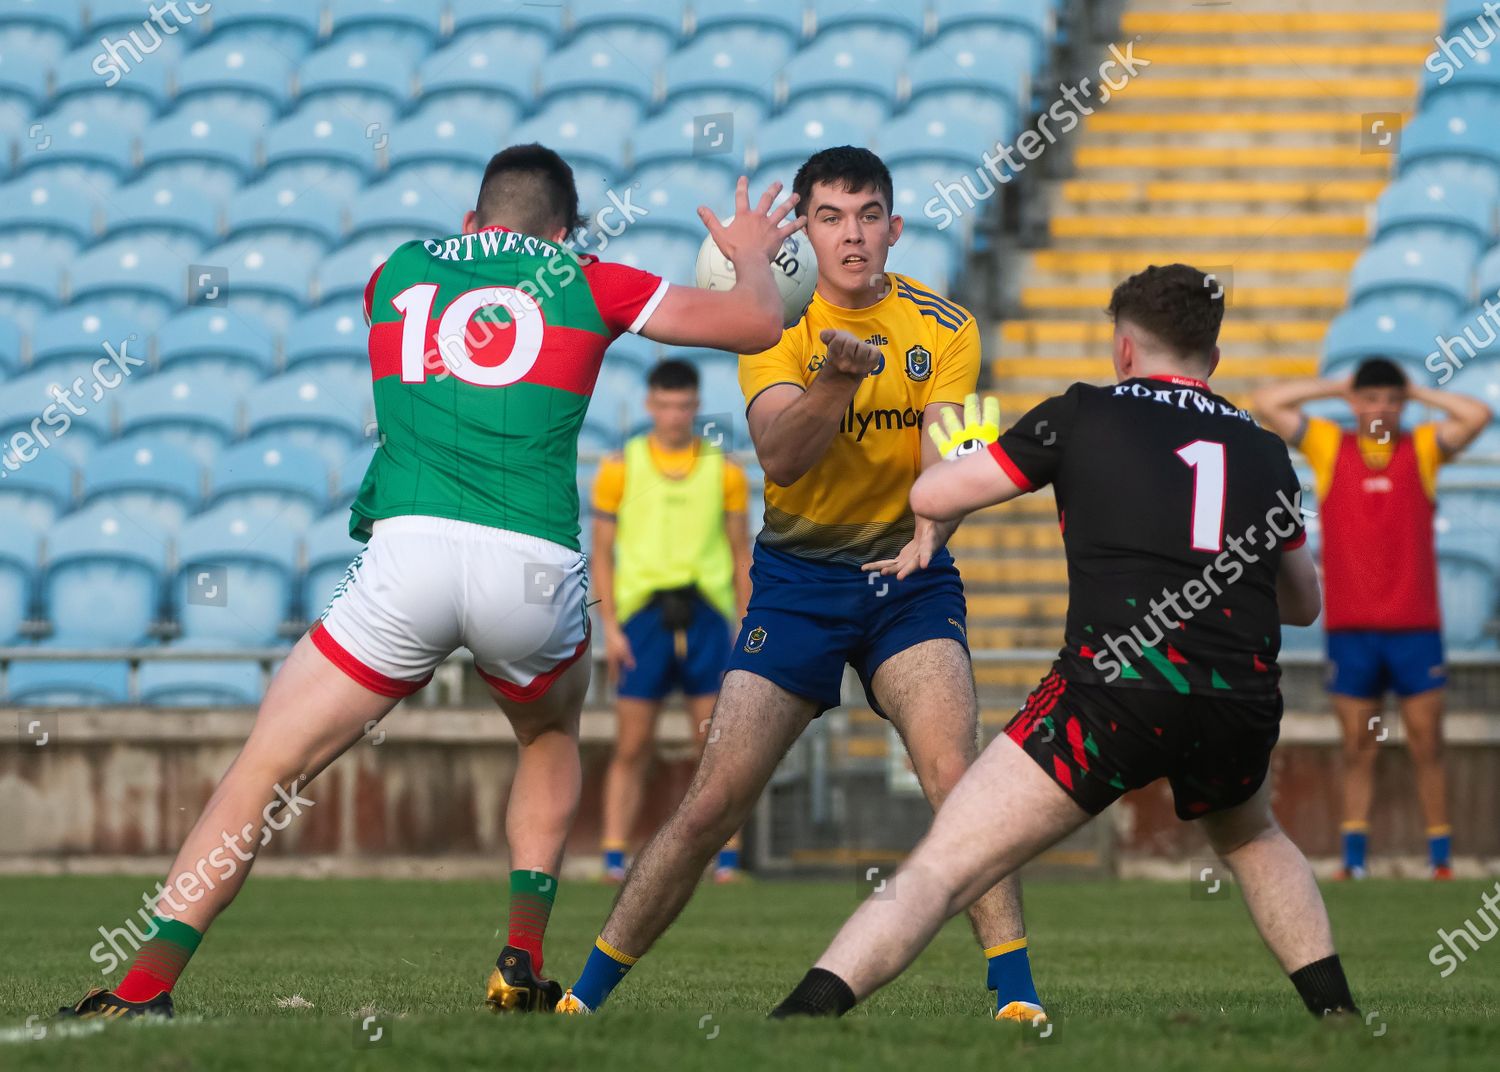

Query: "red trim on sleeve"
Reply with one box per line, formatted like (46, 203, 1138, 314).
(362, 261, 385, 326)
(310, 621, 431, 698)
(987, 441, 1036, 492)
(475, 633, 590, 703)
(1283, 530, 1307, 551)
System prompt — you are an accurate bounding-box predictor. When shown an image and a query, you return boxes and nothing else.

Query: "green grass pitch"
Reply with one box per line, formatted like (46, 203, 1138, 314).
(2, 874, 1497, 1070)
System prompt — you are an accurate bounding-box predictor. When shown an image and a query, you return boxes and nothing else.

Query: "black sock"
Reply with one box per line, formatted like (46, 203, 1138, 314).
(769, 968, 857, 1019)
(1289, 954, 1358, 1016)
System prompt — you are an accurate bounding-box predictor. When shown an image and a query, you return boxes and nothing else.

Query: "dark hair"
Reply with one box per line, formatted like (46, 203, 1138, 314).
(1106, 263, 1225, 366)
(647, 358, 700, 392)
(793, 146, 894, 217)
(475, 143, 583, 237)
(1352, 357, 1409, 390)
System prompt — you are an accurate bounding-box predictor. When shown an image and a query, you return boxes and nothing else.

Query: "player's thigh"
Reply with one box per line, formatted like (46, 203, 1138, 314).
(1331, 693, 1383, 754)
(490, 648, 590, 745)
(871, 639, 980, 792)
(1398, 687, 1445, 757)
(612, 697, 664, 761)
(912, 733, 1090, 910)
(679, 670, 816, 817)
(236, 632, 403, 785)
(1198, 777, 1277, 857)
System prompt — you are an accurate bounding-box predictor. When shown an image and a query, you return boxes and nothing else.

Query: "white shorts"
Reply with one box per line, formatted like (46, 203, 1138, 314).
(313, 516, 591, 701)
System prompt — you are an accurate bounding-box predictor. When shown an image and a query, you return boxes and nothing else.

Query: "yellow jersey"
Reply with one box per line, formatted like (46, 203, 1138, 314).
(738, 273, 980, 566)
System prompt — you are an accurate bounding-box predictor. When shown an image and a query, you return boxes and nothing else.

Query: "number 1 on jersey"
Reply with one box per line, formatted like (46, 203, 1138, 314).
(1176, 440, 1226, 552)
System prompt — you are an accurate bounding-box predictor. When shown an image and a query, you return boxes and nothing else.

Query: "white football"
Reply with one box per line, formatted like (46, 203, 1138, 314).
(695, 227, 818, 329)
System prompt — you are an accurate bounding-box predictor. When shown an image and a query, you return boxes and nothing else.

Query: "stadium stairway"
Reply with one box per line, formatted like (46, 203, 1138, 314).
(953, 2, 1444, 700)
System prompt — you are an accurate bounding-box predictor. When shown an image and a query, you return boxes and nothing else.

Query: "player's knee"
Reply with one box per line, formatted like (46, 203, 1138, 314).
(1405, 733, 1443, 766)
(611, 731, 654, 768)
(1204, 808, 1278, 858)
(675, 784, 742, 849)
(921, 750, 971, 803)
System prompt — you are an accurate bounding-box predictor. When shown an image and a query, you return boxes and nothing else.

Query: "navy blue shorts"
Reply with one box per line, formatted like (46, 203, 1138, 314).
(1326, 629, 1446, 699)
(616, 594, 733, 701)
(726, 543, 970, 716)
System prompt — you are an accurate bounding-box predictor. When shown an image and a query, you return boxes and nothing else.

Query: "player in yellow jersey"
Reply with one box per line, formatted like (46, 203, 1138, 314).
(558, 148, 1044, 1021)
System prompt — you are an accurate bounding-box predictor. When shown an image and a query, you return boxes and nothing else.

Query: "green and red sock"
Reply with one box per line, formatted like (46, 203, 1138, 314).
(115, 917, 202, 1001)
(507, 869, 557, 973)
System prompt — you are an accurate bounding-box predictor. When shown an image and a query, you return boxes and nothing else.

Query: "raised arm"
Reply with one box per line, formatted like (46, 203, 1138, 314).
(1276, 542, 1322, 627)
(746, 329, 882, 487)
(909, 448, 1029, 522)
(1250, 377, 1350, 443)
(1408, 383, 1493, 456)
(638, 177, 804, 354)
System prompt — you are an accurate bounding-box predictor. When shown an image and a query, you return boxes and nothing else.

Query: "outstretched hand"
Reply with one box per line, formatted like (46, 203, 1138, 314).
(699, 177, 806, 264)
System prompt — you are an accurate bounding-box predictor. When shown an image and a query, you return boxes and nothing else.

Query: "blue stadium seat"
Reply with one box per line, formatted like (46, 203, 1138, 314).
(101, 179, 222, 254)
(314, 238, 391, 308)
(175, 40, 296, 128)
(327, 0, 443, 61)
(262, 109, 380, 201)
(1439, 552, 1498, 649)
(68, 239, 192, 324)
(570, 1, 683, 61)
(932, 0, 1052, 69)
(661, 34, 786, 116)
(1374, 175, 1495, 256)
(1399, 107, 1500, 197)
(0, 1, 79, 61)
(245, 374, 369, 468)
(30, 306, 149, 376)
(384, 112, 495, 205)
(80, 436, 204, 528)
(17, 113, 135, 189)
(630, 121, 743, 203)
(48, 43, 170, 131)
(116, 370, 241, 465)
(0, 176, 97, 260)
(1320, 306, 1445, 378)
(633, 177, 723, 239)
(302, 510, 362, 619)
(691, 0, 806, 45)
(0, 247, 65, 328)
(284, 305, 364, 377)
(536, 39, 655, 119)
(204, 0, 322, 57)
(198, 238, 317, 330)
(908, 40, 1030, 142)
(333, 445, 373, 506)
(887, 230, 962, 294)
(174, 505, 300, 645)
(675, 351, 742, 416)
(1422, 39, 1500, 113)
(1447, 346, 1500, 412)
(881, 112, 998, 173)
(510, 103, 630, 183)
(1442, 0, 1492, 33)
(297, 41, 414, 129)
(599, 229, 700, 287)
(137, 651, 268, 707)
(0, 319, 21, 375)
(1476, 244, 1500, 297)
(579, 418, 622, 455)
(413, 38, 532, 135)
(348, 179, 465, 245)
(0, 448, 75, 528)
(138, 111, 261, 200)
(1347, 237, 1475, 326)
(449, 0, 563, 48)
(752, 104, 875, 176)
(6, 658, 132, 704)
(42, 505, 170, 645)
(782, 34, 905, 130)
(87, 0, 205, 52)
(0, 48, 52, 141)
(0, 368, 107, 466)
(1436, 488, 1500, 568)
(590, 362, 649, 435)
(225, 179, 345, 254)
(811, 0, 926, 48)
(157, 306, 277, 387)
(209, 438, 330, 527)
(0, 517, 38, 644)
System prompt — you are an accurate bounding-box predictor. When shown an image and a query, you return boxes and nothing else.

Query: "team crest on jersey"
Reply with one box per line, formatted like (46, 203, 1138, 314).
(743, 626, 768, 654)
(905, 344, 932, 381)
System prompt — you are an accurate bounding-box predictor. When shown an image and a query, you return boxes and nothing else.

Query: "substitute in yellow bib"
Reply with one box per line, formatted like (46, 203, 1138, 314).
(591, 359, 751, 883)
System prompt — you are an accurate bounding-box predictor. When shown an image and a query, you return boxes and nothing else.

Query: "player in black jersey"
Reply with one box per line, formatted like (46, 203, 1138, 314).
(770, 265, 1358, 1021)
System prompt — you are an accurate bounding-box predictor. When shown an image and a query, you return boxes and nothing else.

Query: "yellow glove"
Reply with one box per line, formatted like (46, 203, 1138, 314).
(927, 393, 1001, 459)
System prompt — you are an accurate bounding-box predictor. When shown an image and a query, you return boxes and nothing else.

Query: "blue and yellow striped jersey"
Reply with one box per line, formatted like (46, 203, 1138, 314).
(739, 273, 981, 566)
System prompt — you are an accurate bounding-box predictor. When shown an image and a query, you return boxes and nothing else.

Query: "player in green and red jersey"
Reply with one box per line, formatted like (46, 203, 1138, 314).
(56, 144, 803, 1021)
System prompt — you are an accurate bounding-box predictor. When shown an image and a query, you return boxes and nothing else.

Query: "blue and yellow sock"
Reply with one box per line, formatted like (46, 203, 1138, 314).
(1340, 822, 1368, 873)
(1428, 825, 1452, 869)
(985, 937, 1041, 1011)
(570, 937, 637, 1011)
(716, 847, 740, 872)
(603, 844, 626, 873)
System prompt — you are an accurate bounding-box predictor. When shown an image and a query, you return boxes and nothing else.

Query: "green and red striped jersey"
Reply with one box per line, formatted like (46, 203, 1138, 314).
(351, 227, 669, 549)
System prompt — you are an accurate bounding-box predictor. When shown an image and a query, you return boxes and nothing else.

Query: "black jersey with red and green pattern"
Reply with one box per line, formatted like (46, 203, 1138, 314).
(351, 227, 669, 549)
(986, 376, 1308, 698)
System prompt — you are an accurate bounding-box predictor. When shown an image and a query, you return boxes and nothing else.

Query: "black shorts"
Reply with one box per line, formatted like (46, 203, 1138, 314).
(1006, 671, 1282, 820)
